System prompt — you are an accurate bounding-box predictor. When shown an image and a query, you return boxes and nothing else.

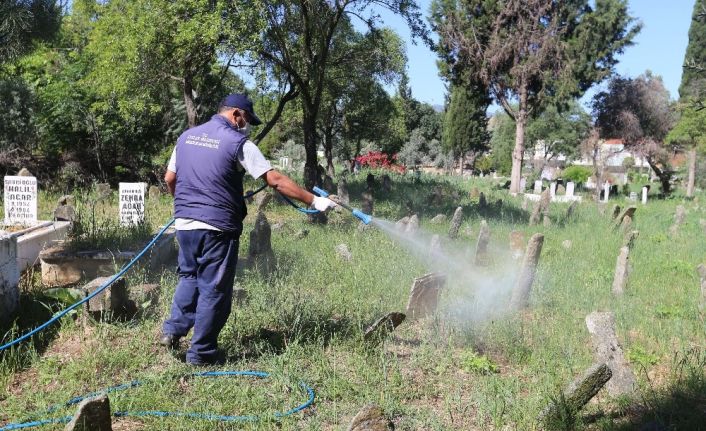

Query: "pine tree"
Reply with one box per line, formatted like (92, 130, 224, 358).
(679, 0, 706, 101)
(442, 82, 491, 171)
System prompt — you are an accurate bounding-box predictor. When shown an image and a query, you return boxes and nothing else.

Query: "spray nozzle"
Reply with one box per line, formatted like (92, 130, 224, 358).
(312, 186, 373, 225)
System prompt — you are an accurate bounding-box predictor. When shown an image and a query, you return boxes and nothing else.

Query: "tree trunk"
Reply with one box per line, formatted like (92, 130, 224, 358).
(646, 156, 672, 195)
(459, 154, 464, 175)
(183, 74, 198, 128)
(509, 85, 528, 194)
(302, 112, 319, 190)
(324, 133, 335, 178)
(687, 148, 696, 198)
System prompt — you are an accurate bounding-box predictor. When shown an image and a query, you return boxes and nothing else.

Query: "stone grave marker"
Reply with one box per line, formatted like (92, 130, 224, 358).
(248, 212, 276, 275)
(395, 216, 409, 231)
(557, 184, 566, 195)
(429, 234, 441, 256)
(361, 191, 374, 215)
(4, 175, 37, 226)
(83, 277, 132, 321)
(509, 231, 525, 260)
(406, 273, 446, 318)
(430, 214, 446, 224)
(366, 173, 375, 190)
(96, 183, 111, 200)
(641, 186, 648, 205)
(585, 312, 637, 396)
(562, 240, 572, 250)
(363, 312, 406, 342)
(669, 205, 686, 235)
(448, 207, 463, 239)
(474, 220, 490, 266)
(566, 182, 575, 197)
(700, 219, 706, 234)
(54, 204, 76, 222)
(336, 243, 352, 262)
(564, 200, 578, 222)
(534, 180, 543, 194)
(58, 195, 76, 206)
(539, 363, 612, 425)
(337, 177, 350, 205)
(623, 230, 639, 250)
(611, 205, 622, 219)
(381, 174, 391, 192)
(478, 192, 487, 209)
(347, 404, 393, 431)
(697, 264, 706, 311)
(615, 206, 636, 227)
(254, 191, 273, 213)
(520, 177, 527, 192)
(405, 214, 419, 234)
(17, 167, 32, 177)
(550, 182, 557, 198)
(629, 191, 637, 201)
(64, 395, 112, 431)
(0, 234, 20, 326)
(530, 189, 550, 226)
(611, 246, 630, 295)
(603, 183, 610, 202)
(148, 185, 161, 200)
(510, 233, 544, 309)
(118, 183, 146, 227)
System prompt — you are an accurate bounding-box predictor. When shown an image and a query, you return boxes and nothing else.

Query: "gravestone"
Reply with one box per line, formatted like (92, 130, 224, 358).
(694, 264, 706, 312)
(381, 174, 392, 192)
(395, 217, 409, 231)
(564, 201, 578, 222)
(0, 234, 20, 326)
(566, 182, 575, 197)
(474, 220, 490, 266)
(347, 404, 393, 431)
(429, 234, 441, 256)
(520, 177, 527, 192)
(64, 395, 112, 431)
(248, 212, 276, 275)
(534, 180, 543, 194)
(669, 205, 686, 235)
(478, 192, 487, 209)
(611, 246, 630, 295)
(448, 207, 463, 239)
(335, 244, 352, 262)
(363, 312, 406, 342)
(430, 214, 446, 224)
(562, 240, 572, 250)
(557, 184, 566, 195)
(406, 273, 446, 319)
(509, 231, 525, 260)
(611, 205, 622, 219)
(148, 185, 161, 200)
(470, 187, 480, 199)
(96, 183, 111, 200)
(603, 183, 610, 202)
(628, 191, 637, 201)
(521, 198, 529, 211)
(539, 363, 612, 425)
(83, 277, 131, 320)
(366, 173, 375, 190)
(337, 177, 350, 205)
(58, 195, 76, 206)
(405, 214, 419, 234)
(254, 191, 273, 213)
(641, 186, 648, 205)
(585, 312, 637, 396)
(529, 189, 550, 226)
(4, 175, 38, 226)
(361, 191, 374, 215)
(621, 215, 633, 232)
(17, 167, 32, 177)
(510, 233, 544, 309)
(54, 205, 76, 222)
(616, 206, 636, 226)
(623, 230, 639, 250)
(700, 219, 706, 234)
(550, 182, 557, 198)
(118, 183, 146, 227)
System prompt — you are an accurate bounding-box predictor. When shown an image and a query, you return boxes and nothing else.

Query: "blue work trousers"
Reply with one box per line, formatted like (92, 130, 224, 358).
(163, 229, 239, 364)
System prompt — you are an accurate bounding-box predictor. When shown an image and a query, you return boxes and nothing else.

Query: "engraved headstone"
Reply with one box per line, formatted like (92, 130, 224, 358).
(448, 207, 463, 239)
(566, 182, 575, 197)
(406, 273, 446, 319)
(510, 233, 544, 309)
(4, 175, 37, 226)
(337, 177, 350, 205)
(118, 183, 146, 226)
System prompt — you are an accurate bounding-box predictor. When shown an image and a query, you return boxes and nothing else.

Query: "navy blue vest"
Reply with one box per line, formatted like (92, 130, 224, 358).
(174, 115, 247, 233)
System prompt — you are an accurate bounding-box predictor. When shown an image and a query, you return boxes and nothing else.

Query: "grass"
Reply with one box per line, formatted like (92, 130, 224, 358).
(1, 172, 705, 430)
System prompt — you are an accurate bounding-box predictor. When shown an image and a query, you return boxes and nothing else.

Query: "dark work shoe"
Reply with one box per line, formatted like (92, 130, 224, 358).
(159, 333, 181, 350)
(187, 351, 227, 367)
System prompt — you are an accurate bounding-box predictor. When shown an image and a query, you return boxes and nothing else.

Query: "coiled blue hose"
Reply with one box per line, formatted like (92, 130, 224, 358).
(0, 371, 315, 430)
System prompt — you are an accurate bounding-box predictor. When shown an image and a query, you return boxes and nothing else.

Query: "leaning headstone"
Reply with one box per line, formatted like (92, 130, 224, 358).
(4, 175, 38, 226)
(509, 231, 526, 260)
(405, 214, 419, 234)
(448, 207, 463, 239)
(534, 180, 543, 194)
(254, 191, 273, 213)
(347, 404, 393, 431)
(623, 230, 639, 250)
(363, 312, 406, 342)
(564, 201, 578, 223)
(118, 183, 146, 227)
(429, 234, 441, 256)
(335, 244, 352, 262)
(697, 264, 706, 311)
(611, 246, 630, 296)
(406, 273, 447, 319)
(17, 167, 32, 177)
(54, 205, 76, 222)
(430, 214, 446, 224)
(0, 234, 20, 326)
(248, 212, 276, 275)
(529, 190, 547, 225)
(96, 183, 111, 200)
(539, 363, 612, 425)
(381, 174, 392, 192)
(585, 312, 637, 396)
(337, 177, 350, 205)
(474, 220, 490, 266)
(621, 215, 633, 232)
(510, 233, 544, 309)
(148, 185, 161, 200)
(615, 206, 636, 226)
(58, 195, 75, 206)
(478, 192, 487, 209)
(83, 277, 131, 320)
(395, 216, 409, 231)
(64, 395, 112, 431)
(361, 191, 374, 215)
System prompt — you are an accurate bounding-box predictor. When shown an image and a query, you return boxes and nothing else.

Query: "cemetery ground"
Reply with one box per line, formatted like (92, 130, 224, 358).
(1, 173, 705, 430)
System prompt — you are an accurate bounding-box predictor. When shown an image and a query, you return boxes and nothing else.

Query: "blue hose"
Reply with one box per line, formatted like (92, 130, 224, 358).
(0, 371, 315, 430)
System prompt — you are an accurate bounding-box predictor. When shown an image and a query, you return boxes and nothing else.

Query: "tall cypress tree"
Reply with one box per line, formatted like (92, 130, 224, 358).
(442, 82, 491, 170)
(679, 0, 706, 101)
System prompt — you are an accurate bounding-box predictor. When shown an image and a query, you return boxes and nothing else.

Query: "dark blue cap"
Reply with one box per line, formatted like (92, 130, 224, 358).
(220, 93, 262, 125)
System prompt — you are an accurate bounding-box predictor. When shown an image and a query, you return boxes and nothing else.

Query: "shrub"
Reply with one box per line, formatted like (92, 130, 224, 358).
(355, 151, 405, 173)
(562, 165, 593, 184)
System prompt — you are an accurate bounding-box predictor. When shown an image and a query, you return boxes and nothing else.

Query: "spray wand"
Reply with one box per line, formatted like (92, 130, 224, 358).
(312, 186, 372, 225)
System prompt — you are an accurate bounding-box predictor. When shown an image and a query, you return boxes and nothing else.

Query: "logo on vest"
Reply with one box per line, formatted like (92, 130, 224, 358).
(185, 134, 220, 149)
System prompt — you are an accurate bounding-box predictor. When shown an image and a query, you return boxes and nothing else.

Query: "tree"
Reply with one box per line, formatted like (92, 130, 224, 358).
(431, 0, 640, 193)
(442, 82, 490, 172)
(254, 0, 427, 189)
(84, 0, 261, 128)
(0, 0, 62, 64)
(525, 100, 592, 163)
(488, 111, 515, 176)
(666, 105, 706, 197)
(679, 0, 706, 103)
(592, 72, 677, 194)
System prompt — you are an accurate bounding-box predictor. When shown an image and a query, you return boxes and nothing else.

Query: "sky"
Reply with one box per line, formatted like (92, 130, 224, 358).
(377, 0, 695, 108)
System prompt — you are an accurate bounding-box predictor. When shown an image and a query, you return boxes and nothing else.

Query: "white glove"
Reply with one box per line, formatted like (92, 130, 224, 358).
(312, 196, 337, 211)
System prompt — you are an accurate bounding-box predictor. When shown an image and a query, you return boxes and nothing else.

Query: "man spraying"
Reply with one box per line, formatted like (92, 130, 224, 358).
(161, 93, 337, 365)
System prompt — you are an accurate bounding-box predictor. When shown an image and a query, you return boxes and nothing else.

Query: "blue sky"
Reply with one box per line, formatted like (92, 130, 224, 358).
(377, 0, 694, 107)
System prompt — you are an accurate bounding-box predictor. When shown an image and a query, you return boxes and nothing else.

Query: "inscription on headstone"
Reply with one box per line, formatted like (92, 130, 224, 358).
(4, 176, 37, 225)
(118, 183, 145, 226)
